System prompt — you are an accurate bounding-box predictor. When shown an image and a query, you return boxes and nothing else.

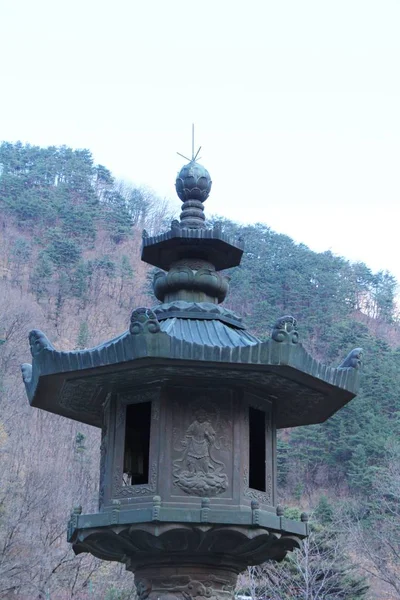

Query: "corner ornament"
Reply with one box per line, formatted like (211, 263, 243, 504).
(271, 316, 299, 344)
(130, 308, 161, 335)
(21, 363, 32, 384)
(339, 347, 363, 370)
(28, 329, 54, 357)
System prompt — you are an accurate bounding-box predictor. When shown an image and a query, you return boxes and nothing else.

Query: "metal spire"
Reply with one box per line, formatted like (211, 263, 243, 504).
(177, 124, 201, 162)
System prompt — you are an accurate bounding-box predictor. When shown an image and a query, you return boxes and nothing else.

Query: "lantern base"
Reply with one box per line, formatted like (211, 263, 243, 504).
(70, 521, 304, 571)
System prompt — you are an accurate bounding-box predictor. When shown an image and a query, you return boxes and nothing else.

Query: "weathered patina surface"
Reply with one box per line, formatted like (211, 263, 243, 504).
(22, 158, 362, 599)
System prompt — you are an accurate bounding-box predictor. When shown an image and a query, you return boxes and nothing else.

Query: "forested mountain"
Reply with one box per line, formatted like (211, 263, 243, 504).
(0, 142, 399, 599)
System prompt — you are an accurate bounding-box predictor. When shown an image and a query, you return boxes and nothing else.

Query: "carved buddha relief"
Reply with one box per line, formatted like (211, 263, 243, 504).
(172, 395, 232, 497)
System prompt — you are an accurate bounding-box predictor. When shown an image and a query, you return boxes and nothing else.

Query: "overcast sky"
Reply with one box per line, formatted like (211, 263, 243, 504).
(1, 0, 399, 284)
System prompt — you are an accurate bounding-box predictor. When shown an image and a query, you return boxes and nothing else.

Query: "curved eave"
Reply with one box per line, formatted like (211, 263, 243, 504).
(22, 327, 361, 429)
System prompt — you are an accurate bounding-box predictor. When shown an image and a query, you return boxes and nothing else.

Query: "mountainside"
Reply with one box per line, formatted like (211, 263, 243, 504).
(0, 142, 399, 599)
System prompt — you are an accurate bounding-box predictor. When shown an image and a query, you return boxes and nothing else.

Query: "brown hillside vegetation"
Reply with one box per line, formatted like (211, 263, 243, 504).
(0, 142, 399, 599)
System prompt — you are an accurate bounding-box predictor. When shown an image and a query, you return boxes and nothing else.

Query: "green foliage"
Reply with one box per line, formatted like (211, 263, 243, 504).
(10, 189, 58, 227)
(76, 322, 89, 349)
(55, 271, 72, 322)
(11, 238, 31, 262)
(93, 255, 116, 279)
(314, 495, 334, 524)
(370, 270, 397, 323)
(215, 218, 400, 495)
(71, 261, 91, 304)
(0, 143, 97, 238)
(120, 255, 134, 279)
(285, 330, 400, 493)
(75, 432, 86, 452)
(104, 587, 133, 600)
(30, 251, 54, 299)
(44, 228, 81, 268)
(283, 506, 302, 520)
(59, 203, 97, 244)
(101, 190, 133, 243)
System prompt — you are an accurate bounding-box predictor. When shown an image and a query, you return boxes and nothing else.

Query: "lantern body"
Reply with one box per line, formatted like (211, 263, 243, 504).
(22, 160, 362, 599)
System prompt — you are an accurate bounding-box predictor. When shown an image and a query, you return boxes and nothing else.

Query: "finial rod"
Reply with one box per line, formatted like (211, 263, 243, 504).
(177, 125, 202, 163)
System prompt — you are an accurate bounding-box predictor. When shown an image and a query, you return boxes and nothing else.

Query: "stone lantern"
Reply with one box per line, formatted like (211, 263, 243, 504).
(22, 159, 362, 600)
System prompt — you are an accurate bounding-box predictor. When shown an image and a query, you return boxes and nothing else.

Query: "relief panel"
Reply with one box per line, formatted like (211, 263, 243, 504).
(169, 388, 233, 499)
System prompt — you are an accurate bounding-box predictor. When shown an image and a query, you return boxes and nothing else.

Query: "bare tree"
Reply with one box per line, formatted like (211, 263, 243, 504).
(346, 441, 400, 599)
(237, 528, 367, 600)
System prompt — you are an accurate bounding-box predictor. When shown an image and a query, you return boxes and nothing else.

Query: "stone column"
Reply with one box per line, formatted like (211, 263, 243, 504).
(133, 564, 238, 600)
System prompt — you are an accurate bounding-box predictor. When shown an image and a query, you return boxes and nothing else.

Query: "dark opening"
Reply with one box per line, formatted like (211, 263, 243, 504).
(123, 402, 151, 486)
(249, 406, 266, 491)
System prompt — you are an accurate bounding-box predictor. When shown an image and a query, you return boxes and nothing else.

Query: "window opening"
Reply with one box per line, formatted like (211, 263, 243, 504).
(123, 402, 151, 485)
(249, 406, 266, 491)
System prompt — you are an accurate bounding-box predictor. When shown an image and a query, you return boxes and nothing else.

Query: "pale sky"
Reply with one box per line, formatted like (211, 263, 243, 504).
(1, 0, 399, 283)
